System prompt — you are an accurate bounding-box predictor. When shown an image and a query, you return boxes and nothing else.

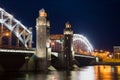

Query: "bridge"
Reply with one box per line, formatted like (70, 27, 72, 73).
(50, 34, 93, 56)
(0, 8, 35, 71)
(50, 34, 95, 69)
(0, 8, 32, 49)
(0, 7, 95, 71)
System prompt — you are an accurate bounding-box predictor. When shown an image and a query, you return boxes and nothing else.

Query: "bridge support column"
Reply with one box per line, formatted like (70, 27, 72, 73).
(28, 27, 32, 48)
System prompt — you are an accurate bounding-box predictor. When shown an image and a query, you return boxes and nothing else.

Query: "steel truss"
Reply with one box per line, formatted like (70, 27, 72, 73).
(0, 8, 32, 49)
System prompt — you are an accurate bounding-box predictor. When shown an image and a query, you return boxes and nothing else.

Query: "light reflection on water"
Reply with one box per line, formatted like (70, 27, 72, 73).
(1, 65, 120, 80)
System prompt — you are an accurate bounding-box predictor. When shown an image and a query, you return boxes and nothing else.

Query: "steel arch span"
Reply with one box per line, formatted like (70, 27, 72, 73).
(73, 34, 93, 55)
(50, 34, 93, 55)
(0, 8, 32, 49)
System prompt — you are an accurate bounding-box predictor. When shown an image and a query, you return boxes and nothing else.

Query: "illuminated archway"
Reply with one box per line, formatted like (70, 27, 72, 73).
(73, 34, 93, 55)
(50, 34, 93, 55)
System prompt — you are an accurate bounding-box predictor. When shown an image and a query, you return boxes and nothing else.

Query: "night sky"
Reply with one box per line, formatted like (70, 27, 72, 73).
(0, 0, 120, 51)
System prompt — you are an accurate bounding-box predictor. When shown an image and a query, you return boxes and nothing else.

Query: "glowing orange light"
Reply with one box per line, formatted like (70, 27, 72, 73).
(51, 41, 55, 46)
(39, 9, 47, 17)
(40, 12, 47, 17)
(5, 32, 10, 36)
(66, 22, 71, 28)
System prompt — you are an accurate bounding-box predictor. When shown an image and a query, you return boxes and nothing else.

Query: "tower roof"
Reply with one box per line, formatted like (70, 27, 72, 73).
(39, 8, 47, 17)
(65, 22, 71, 28)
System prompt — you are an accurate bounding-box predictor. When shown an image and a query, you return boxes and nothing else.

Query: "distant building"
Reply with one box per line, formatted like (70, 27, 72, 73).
(113, 46, 120, 59)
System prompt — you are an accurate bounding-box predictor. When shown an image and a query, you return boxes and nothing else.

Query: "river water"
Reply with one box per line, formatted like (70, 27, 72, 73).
(0, 65, 120, 80)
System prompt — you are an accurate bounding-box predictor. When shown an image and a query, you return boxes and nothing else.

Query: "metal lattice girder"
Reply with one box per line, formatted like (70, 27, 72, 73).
(0, 8, 32, 49)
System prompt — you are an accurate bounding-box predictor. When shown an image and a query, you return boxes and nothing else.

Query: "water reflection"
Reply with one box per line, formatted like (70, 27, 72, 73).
(95, 66, 113, 80)
(1, 66, 120, 80)
(95, 65, 120, 80)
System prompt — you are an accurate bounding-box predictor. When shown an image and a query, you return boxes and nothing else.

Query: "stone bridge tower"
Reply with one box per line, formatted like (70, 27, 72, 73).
(36, 9, 50, 71)
(63, 22, 73, 70)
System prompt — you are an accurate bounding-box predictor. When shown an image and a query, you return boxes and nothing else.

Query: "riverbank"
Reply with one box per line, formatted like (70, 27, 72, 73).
(93, 58, 120, 66)
(94, 62, 120, 66)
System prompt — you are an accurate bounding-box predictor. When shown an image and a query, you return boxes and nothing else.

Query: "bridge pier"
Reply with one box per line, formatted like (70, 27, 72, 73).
(34, 58, 48, 71)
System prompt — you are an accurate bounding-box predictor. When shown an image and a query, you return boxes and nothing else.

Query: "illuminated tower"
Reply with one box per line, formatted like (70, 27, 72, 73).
(36, 9, 50, 71)
(63, 22, 73, 69)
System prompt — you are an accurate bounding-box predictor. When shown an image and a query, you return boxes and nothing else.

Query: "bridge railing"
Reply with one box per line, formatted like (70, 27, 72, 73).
(0, 48, 35, 54)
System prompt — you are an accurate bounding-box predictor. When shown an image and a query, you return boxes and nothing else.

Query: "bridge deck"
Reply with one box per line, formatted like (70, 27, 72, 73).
(0, 48, 35, 54)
